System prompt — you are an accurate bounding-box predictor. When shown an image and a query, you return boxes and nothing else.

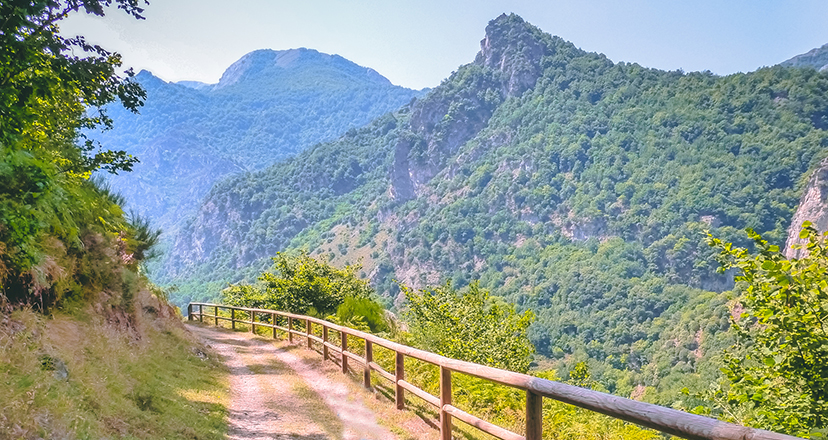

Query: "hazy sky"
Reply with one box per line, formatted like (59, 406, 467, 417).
(61, 0, 828, 90)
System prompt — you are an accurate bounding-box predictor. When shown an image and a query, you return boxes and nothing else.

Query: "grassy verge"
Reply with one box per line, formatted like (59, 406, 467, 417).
(0, 299, 228, 439)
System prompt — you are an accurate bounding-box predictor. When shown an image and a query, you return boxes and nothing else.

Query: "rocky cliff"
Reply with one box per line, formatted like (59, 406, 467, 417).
(389, 14, 563, 203)
(782, 43, 828, 72)
(785, 158, 828, 258)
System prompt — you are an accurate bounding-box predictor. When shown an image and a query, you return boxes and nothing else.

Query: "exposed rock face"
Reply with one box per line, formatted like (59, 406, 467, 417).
(389, 13, 551, 202)
(784, 158, 828, 258)
(474, 13, 549, 96)
(781, 43, 828, 72)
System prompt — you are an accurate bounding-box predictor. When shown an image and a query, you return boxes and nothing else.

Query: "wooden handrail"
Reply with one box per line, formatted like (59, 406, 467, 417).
(187, 302, 803, 440)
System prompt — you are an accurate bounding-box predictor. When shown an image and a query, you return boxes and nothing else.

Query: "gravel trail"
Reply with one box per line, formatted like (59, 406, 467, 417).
(189, 324, 397, 440)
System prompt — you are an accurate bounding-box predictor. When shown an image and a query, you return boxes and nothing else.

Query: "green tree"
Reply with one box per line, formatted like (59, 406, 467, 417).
(402, 280, 535, 373)
(1, 0, 146, 174)
(331, 295, 390, 333)
(0, 0, 154, 307)
(222, 252, 374, 316)
(706, 223, 828, 437)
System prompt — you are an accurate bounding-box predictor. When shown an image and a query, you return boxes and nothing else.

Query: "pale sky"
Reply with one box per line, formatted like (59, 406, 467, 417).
(61, 0, 828, 90)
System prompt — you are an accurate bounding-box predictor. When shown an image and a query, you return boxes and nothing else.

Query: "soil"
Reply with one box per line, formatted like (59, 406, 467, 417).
(188, 324, 398, 440)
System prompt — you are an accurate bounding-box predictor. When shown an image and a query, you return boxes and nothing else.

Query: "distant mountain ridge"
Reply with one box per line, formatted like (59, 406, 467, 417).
(782, 42, 828, 71)
(99, 48, 425, 230)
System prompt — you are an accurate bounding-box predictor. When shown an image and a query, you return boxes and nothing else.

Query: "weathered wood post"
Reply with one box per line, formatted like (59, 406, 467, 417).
(341, 331, 349, 374)
(364, 340, 373, 389)
(187, 304, 193, 321)
(271, 313, 277, 339)
(440, 366, 452, 440)
(395, 351, 405, 410)
(288, 317, 293, 343)
(231, 308, 236, 330)
(323, 325, 329, 360)
(306, 319, 312, 349)
(214, 306, 218, 326)
(198, 305, 203, 322)
(526, 390, 543, 440)
(251, 310, 256, 334)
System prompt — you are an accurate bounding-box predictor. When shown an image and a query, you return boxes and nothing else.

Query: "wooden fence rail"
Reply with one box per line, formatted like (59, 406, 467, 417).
(187, 302, 802, 440)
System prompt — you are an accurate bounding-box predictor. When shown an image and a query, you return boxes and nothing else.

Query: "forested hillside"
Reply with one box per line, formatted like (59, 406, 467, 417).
(161, 14, 828, 405)
(99, 49, 425, 230)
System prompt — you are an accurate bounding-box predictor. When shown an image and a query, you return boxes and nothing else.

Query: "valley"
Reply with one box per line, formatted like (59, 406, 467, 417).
(2, 2, 827, 438)
(139, 13, 828, 412)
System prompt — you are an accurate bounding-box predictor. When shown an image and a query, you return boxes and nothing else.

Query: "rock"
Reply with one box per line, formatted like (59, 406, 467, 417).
(784, 158, 828, 259)
(39, 354, 69, 381)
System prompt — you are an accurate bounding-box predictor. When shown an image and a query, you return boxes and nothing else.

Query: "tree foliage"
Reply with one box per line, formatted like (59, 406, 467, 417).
(0, 0, 155, 307)
(706, 224, 828, 437)
(222, 252, 374, 317)
(402, 280, 535, 373)
(0, 0, 146, 174)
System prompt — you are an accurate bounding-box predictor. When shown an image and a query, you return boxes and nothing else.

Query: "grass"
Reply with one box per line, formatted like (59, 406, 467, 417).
(0, 300, 229, 439)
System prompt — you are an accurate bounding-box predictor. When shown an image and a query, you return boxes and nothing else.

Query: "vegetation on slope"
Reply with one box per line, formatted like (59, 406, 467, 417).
(0, 0, 152, 308)
(0, 292, 227, 439)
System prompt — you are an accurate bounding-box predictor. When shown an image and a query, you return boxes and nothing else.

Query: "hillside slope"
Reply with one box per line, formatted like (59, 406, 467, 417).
(162, 14, 828, 399)
(99, 49, 425, 230)
(1, 279, 228, 439)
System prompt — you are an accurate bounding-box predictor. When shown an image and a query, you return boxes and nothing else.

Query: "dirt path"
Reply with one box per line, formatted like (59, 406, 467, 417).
(188, 324, 398, 440)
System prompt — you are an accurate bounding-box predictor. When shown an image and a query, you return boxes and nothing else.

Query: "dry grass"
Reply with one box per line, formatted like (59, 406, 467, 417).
(0, 299, 229, 439)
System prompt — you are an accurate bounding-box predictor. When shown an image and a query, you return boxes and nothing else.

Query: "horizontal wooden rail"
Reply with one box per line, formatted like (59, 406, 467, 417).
(445, 404, 525, 440)
(369, 361, 395, 383)
(188, 302, 803, 440)
(398, 379, 440, 408)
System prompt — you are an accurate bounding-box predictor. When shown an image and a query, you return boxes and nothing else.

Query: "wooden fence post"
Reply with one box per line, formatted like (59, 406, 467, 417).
(231, 308, 235, 330)
(395, 351, 405, 410)
(199, 305, 203, 322)
(341, 332, 349, 374)
(323, 326, 329, 360)
(251, 311, 255, 334)
(214, 306, 218, 326)
(306, 320, 312, 349)
(272, 313, 277, 339)
(187, 304, 192, 321)
(440, 366, 452, 440)
(288, 317, 293, 343)
(364, 340, 373, 389)
(526, 390, 542, 440)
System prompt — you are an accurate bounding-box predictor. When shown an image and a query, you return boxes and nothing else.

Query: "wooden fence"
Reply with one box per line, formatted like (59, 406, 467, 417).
(187, 302, 802, 440)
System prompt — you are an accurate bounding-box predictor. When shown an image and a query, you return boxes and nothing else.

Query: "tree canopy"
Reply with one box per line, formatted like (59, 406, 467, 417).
(222, 251, 374, 317)
(402, 280, 535, 373)
(0, 0, 154, 307)
(705, 224, 828, 437)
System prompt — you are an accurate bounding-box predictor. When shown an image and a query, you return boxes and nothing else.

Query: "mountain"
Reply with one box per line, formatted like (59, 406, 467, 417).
(161, 14, 828, 400)
(97, 48, 425, 230)
(781, 43, 828, 71)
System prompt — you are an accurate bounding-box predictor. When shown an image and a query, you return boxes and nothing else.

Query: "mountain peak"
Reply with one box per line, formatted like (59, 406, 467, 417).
(782, 43, 828, 71)
(474, 13, 552, 95)
(215, 48, 392, 90)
